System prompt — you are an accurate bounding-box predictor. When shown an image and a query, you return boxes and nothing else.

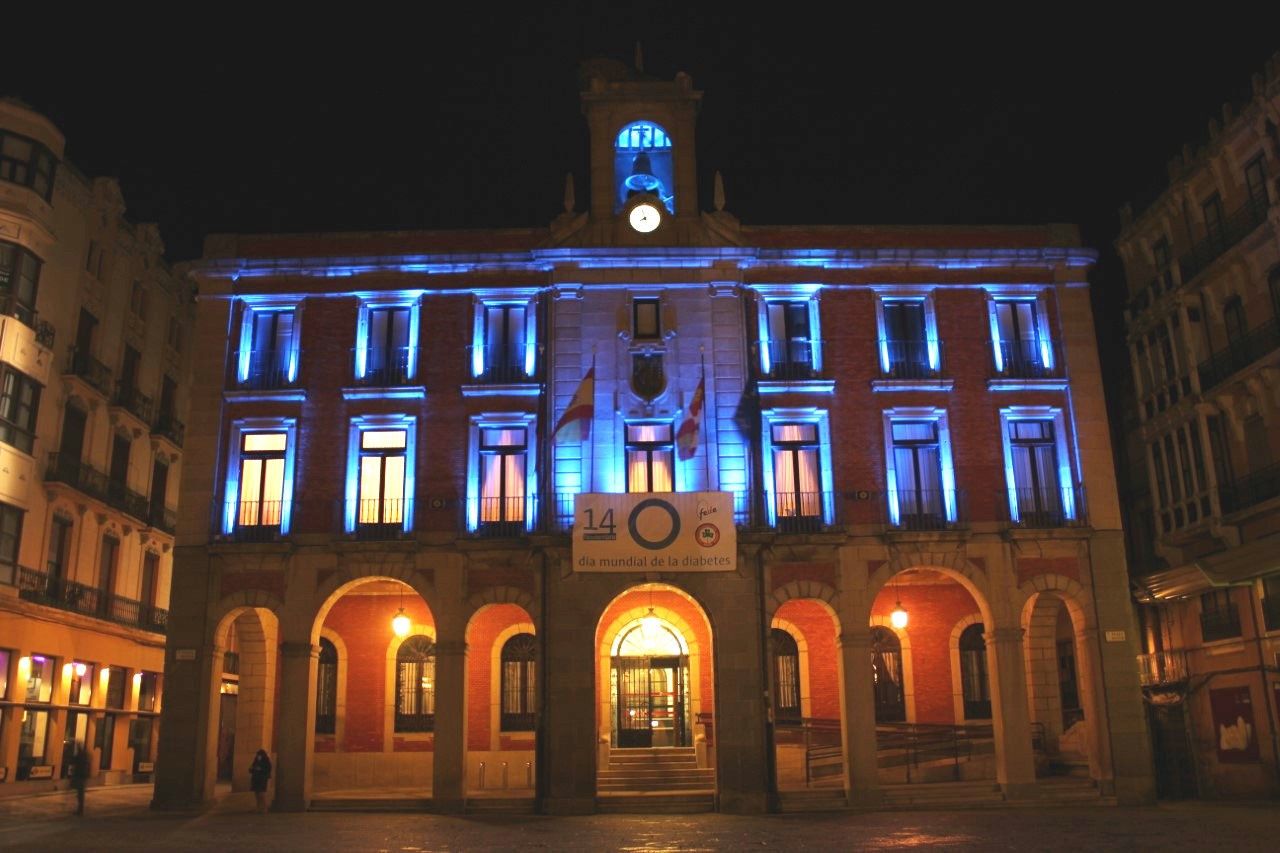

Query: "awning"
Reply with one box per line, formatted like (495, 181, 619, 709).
(1134, 536, 1280, 603)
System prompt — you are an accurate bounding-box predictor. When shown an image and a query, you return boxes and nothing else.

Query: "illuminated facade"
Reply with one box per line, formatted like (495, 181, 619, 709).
(0, 99, 194, 790)
(155, 61, 1154, 813)
(1117, 54, 1280, 798)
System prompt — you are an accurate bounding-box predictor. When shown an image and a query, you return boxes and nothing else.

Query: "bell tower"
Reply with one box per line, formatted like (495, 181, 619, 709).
(579, 58, 702, 223)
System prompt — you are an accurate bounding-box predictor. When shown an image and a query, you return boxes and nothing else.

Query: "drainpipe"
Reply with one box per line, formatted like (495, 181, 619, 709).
(1248, 584, 1280, 787)
(757, 545, 777, 811)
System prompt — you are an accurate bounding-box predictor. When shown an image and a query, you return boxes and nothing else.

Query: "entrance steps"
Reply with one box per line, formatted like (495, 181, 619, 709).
(596, 747, 715, 812)
(1033, 776, 1116, 806)
(777, 787, 848, 812)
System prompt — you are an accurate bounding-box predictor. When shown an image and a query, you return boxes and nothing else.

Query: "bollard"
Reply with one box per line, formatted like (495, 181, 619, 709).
(478, 761, 486, 790)
(501, 761, 509, 789)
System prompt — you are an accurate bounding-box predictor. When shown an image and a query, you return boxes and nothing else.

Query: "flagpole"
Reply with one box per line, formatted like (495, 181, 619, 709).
(588, 348, 597, 494)
(699, 348, 710, 490)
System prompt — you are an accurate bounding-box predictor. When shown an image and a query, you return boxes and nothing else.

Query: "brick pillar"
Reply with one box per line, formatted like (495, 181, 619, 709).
(271, 640, 315, 812)
(838, 631, 880, 805)
(432, 633, 468, 813)
(987, 626, 1037, 798)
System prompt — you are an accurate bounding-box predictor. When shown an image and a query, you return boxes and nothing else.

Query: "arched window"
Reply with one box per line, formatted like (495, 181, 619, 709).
(395, 634, 435, 732)
(315, 638, 337, 734)
(770, 628, 801, 723)
(500, 633, 536, 731)
(614, 120, 675, 214)
(870, 626, 905, 723)
(959, 624, 991, 720)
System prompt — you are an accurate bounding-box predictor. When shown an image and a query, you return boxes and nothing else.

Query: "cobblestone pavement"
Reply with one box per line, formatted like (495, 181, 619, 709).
(0, 785, 1275, 851)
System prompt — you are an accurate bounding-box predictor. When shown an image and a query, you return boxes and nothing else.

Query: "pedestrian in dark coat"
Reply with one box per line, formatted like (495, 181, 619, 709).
(70, 746, 89, 816)
(249, 749, 272, 813)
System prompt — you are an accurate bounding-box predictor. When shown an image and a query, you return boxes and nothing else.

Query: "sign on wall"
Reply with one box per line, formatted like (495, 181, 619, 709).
(572, 492, 736, 572)
(1209, 686, 1259, 764)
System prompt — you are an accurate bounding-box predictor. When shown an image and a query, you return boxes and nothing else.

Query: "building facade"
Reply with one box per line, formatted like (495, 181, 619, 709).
(0, 98, 195, 791)
(155, 63, 1154, 814)
(1117, 54, 1280, 799)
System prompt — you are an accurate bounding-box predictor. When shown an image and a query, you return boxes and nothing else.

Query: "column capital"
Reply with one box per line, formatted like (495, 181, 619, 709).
(986, 627, 1025, 645)
(436, 640, 467, 657)
(838, 632, 871, 651)
(278, 641, 315, 659)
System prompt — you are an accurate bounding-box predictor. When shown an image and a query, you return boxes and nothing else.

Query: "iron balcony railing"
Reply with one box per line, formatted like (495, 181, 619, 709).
(106, 478, 150, 522)
(14, 564, 167, 634)
(465, 343, 539, 385)
(1196, 316, 1280, 392)
(1178, 196, 1270, 285)
(1003, 485, 1088, 529)
(45, 452, 148, 523)
(223, 500, 285, 542)
(1218, 461, 1280, 515)
(112, 382, 154, 425)
(464, 495, 536, 539)
(879, 339, 943, 380)
(64, 346, 114, 398)
(882, 489, 968, 531)
(1137, 650, 1189, 687)
(153, 413, 185, 448)
(753, 339, 825, 381)
(149, 504, 178, 534)
(351, 346, 416, 387)
(992, 337, 1063, 380)
(1200, 607, 1242, 643)
(232, 350, 296, 390)
(349, 498, 413, 540)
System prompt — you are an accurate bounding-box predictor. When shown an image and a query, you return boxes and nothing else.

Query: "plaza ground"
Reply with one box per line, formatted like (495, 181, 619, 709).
(0, 785, 1275, 851)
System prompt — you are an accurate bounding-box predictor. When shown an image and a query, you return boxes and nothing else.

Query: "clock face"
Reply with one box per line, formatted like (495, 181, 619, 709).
(628, 202, 661, 233)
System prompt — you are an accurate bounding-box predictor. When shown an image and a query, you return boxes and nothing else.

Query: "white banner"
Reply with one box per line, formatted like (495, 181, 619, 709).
(572, 491, 736, 572)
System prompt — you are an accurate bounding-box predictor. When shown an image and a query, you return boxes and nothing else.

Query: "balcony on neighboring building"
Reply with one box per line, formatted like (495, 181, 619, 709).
(152, 412, 185, 449)
(1196, 317, 1280, 392)
(149, 504, 177, 535)
(45, 452, 150, 523)
(1177, 197, 1270, 286)
(111, 381, 154, 427)
(1137, 649, 1188, 687)
(63, 347, 114, 400)
(14, 564, 167, 634)
(1218, 462, 1280, 515)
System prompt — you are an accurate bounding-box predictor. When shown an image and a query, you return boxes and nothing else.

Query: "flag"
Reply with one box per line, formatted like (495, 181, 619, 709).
(676, 373, 706, 460)
(552, 365, 595, 443)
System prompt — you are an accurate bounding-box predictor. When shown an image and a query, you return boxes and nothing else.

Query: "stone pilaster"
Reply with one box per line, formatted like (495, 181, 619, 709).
(838, 630, 881, 805)
(986, 626, 1037, 799)
(270, 640, 316, 812)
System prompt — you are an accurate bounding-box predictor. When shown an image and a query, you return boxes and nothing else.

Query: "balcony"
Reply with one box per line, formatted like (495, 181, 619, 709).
(153, 412, 185, 449)
(1196, 316, 1280, 392)
(14, 564, 167, 634)
(466, 343, 538, 385)
(64, 347, 114, 399)
(232, 350, 296, 391)
(349, 498, 413, 541)
(352, 346, 416, 387)
(111, 382, 154, 427)
(223, 500, 285, 542)
(465, 495, 534, 539)
(883, 489, 968, 532)
(754, 339, 825, 382)
(992, 337, 1063, 380)
(1200, 606, 1242, 643)
(149, 504, 178, 535)
(879, 339, 943, 381)
(1178, 197, 1270, 285)
(1218, 462, 1280, 515)
(44, 453, 153, 524)
(1004, 485, 1088, 529)
(1137, 650, 1188, 687)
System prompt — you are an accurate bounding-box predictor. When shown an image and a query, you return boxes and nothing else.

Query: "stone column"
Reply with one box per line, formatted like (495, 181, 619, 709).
(432, 634, 468, 814)
(986, 626, 1037, 799)
(838, 631, 880, 805)
(152, 640, 222, 808)
(271, 640, 316, 812)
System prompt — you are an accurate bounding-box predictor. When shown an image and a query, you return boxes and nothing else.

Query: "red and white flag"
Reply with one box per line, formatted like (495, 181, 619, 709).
(553, 364, 595, 443)
(676, 373, 705, 460)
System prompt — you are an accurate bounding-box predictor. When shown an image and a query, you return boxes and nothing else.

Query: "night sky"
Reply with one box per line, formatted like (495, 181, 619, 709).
(3, 16, 1277, 380)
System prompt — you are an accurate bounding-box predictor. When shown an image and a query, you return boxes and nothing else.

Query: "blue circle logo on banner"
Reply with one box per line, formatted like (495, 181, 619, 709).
(628, 498, 681, 550)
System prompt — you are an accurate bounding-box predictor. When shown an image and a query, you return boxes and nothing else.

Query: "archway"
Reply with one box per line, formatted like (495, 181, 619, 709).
(771, 597, 844, 790)
(595, 583, 715, 795)
(308, 577, 436, 797)
(464, 602, 536, 795)
(1021, 586, 1098, 779)
(210, 606, 279, 794)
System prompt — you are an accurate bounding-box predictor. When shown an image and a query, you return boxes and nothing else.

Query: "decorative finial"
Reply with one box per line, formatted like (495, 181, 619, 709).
(635, 41, 644, 73)
(713, 171, 725, 212)
(563, 172, 575, 213)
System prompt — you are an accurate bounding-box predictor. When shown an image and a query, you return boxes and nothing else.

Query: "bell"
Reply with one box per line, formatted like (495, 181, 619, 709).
(624, 152, 661, 192)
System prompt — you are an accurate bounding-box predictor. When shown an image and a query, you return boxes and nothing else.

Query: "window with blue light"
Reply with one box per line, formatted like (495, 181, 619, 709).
(626, 423, 674, 493)
(471, 299, 536, 384)
(877, 296, 940, 379)
(998, 407, 1077, 526)
(614, 120, 675, 214)
(467, 413, 536, 533)
(987, 295, 1054, 378)
(754, 288, 822, 380)
(760, 408, 834, 528)
(238, 302, 300, 389)
(882, 408, 957, 529)
(345, 416, 416, 535)
(223, 419, 298, 536)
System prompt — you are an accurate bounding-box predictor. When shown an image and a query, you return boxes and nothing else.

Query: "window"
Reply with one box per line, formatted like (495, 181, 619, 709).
(0, 649, 8, 700)
(316, 638, 337, 734)
(878, 298, 938, 378)
(0, 129, 57, 201)
(770, 628, 801, 723)
(356, 300, 417, 386)
(1262, 575, 1280, 633)
(479, 427, 529, 533)
(1202, 192, 1225, 250)
(614, 120, 675, 213)
(959, 624, 991, 720)
(1152, 237, 1172, 289)
(633, 297, 661, 340)
(1223, 295, 1246, 351)
(1245, 156, 1268, 212)
(129, 281, 149, 322)
(0, 502, 23, 586)
(888, 420, 946, 529)
(762, 409, 833, 529)
(990, 297, 1053, 378)
(237, 305, 298, 389)
(1270, 267, 1280, 321)
(0, 240, 42, 326)
(68, 662, 94, 706)
(18, 654, 54, 779)
(98, 535, 119, 610)
(137, 671, 159, 713)
(236, 432, 287, 531)
(395, 635, 435, 732)
(140, 551, 159, 622)
(0, 367, 38, 454)
(999, 408, 1078, 526)
(356, 429, 407, 533)
(626, 423, 674, 493)
(471, 299, 535, 383)
(1199, 589, 1241, 642)
(500, 633, 536, 731)
(870, 627, 905, 723)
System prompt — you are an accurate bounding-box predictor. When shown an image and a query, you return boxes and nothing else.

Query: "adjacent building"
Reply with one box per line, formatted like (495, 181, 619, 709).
(0, 99, 195, 791)
(155, 61, 1154, 814)
(1116, 53, 1280, 798)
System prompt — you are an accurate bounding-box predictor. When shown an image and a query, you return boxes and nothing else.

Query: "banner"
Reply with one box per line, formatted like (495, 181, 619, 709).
(572, 491, 736, 572)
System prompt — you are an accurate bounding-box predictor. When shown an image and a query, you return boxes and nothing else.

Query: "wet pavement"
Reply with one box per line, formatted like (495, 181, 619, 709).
(0, 784, 1275, 851)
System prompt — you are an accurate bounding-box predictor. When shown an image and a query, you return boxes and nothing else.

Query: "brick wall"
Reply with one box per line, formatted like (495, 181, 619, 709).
(774, 599, 840, 719)
(466, 603, 534, 750)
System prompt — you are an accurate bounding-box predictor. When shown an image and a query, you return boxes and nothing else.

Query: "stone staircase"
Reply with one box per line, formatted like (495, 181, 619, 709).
(596, 747, 715, 813)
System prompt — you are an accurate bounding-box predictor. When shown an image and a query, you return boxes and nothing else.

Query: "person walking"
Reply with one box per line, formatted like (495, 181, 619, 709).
(69, 745, 89, 816)
(249, 749, 272, 813)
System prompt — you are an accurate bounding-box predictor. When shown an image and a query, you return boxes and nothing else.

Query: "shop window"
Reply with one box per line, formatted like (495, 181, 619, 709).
(67, 661, 94, 706)
(500, 633, 536, 731)
(138, 671, 160, 713)
(395, 635, 435, 732)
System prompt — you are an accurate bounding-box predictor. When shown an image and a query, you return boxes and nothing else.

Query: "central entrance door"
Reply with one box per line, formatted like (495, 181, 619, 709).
(611, 620, 692, 749)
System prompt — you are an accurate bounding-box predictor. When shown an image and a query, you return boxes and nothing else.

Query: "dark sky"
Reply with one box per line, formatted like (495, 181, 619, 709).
(3, 15, 1276, 343)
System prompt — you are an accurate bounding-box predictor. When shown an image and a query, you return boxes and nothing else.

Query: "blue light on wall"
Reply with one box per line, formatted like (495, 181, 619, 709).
(344, 414, 417, 534)
(615, 121, 675, 214)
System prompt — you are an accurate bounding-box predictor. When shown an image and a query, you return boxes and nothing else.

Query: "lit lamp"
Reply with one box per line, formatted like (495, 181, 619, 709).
(890, 600, 909, 629)
(73, 662, 87, 677)
(392, 607, 411, 637)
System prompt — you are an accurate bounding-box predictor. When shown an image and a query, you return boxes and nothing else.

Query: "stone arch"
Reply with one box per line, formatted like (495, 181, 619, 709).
(1015, 574, 1092, 630)
(465, 585, 537, 626)
(867, 554, 992, 627)
(210, 591, 283, 646)
(310, 567, 436, 643)
(465, 603, 537, 760)
(208, 605, 279, 794)
(868, 615, 916, 723)
(767, 580, 839, 619)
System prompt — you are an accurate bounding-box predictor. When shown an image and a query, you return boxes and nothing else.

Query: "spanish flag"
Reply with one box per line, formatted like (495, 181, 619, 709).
(553, 364, 595, 443)
(675, 373, 705, 460)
